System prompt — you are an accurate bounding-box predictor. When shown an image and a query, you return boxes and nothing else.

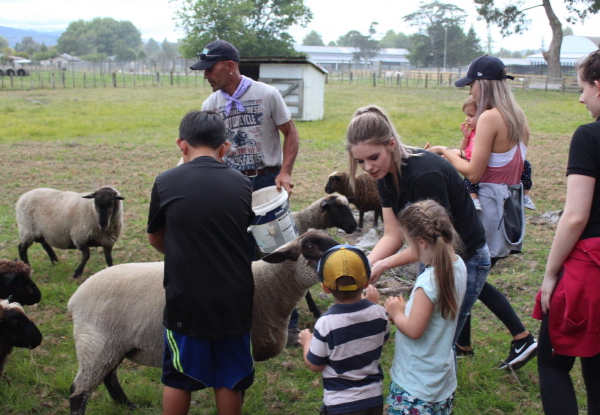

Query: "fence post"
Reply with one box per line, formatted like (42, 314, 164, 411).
(52, 73, 55, 89)
(84, 73, 86, 88)
(372, 72, 376, 87)
(61, 71, 66, 88)
(156, 72, 160, 85)
(170, 72, 174, 86)
(112, 72, 117, 87)
(425, 74, 428, 88)
(561, 76, 566, 92)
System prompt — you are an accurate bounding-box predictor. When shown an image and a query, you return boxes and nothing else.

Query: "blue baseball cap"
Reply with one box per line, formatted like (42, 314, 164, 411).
(455, 55, 515, 87)
(190, 40, 240, 71)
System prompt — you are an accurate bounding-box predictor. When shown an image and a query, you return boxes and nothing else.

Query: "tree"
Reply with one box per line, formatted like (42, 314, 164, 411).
(57, 18, 142, 57)
(15, 37, 41, 53)
(474, 0, 600, 78)
(327, 40, 336, 46)
(336, 30, 363, 47)
(563, 26, 574, 36)
(0, 36, 8, 50)
(144, 38, 161, 58)
(175, 0, 312, 58)
(335, 23, 380, 63)
(302, 30, 325, 46)
(379, 30, 410, 48)
(403, 2, 482, 67)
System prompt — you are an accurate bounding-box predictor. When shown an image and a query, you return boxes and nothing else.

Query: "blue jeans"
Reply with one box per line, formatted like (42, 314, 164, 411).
(452, 244, 491, 346)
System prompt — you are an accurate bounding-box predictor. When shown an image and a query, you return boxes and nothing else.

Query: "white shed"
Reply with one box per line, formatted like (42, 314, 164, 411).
(239, 56, 328, 121)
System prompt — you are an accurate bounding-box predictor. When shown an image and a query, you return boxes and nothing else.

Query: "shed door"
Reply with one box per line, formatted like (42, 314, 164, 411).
(259, 78, 303, 119)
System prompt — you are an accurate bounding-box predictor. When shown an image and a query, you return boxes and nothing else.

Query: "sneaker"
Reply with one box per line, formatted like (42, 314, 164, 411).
(472, 198, 482, 211)
(523, 195, 536, 210)
(455, 344, 474, 358)
(499, 334, 537, 370)
(286, 327, 301, 348)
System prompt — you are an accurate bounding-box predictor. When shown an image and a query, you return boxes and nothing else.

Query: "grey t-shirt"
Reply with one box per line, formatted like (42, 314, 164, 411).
(202, 78, 292, 171)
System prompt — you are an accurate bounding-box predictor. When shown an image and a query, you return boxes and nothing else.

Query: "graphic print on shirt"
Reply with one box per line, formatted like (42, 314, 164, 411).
(218, 99, 265, 171)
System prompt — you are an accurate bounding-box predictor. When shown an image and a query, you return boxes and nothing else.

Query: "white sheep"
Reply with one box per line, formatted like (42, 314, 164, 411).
(16, 187, 124, 278)
(68, 229, 339, 415)
(0, 299, 43, 377)
(293, 194, 357, 235)
(325, 171, 383, 229)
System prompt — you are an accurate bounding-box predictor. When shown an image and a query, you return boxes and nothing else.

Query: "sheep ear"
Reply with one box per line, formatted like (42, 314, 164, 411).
(261, 245, 301, 263)
(115, 196, 125, 200)
(7, 295, 13, 303)
(347, 197, 357, 204)
(82, 192, 96, 199)
(320, 199, 329, 210)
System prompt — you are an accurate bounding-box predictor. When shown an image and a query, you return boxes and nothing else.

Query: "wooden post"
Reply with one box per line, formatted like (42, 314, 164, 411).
(425, 74, 428, 88)
(156, 72, 160, 85)
(61, 71, 66, 88)
(170, 72, 174, 86)
(373, 72, 376, 87)
(84, 73, 86, 88)
(72, 64, 75, 88)
(112, 72, 117, 87)
(52, 73, 55, 89)
(437, 67, 440, 85)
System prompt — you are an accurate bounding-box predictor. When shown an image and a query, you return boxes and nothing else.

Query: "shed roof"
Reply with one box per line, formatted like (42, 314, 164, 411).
(293, 45, 409, 64)
(240, 56, 328, 74)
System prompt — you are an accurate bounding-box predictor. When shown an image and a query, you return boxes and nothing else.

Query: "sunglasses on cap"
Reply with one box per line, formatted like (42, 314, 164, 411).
(196, 53, 225, 61)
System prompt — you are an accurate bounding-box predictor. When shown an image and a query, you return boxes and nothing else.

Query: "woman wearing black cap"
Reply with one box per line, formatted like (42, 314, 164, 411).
(428, 55, 537, 370)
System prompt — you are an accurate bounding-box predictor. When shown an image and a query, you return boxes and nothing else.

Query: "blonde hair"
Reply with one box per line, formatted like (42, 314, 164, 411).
(462, 96, 477, 112)
(345, 105, 419, 190)
(472, 78, 528, 145)
(398, 200, 463, 320)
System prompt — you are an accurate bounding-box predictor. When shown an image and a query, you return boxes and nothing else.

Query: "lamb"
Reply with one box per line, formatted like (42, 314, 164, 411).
(68, 229, 339, 415)
(16, 187, 124, 278)
(325, 171, 383, 229)
(293, 194, 357, 235)
(0, 259, 41, 305)
(0, 299, 43, 377)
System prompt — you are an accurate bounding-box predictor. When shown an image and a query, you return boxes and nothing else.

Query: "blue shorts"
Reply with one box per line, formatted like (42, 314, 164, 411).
(162, 329, 254, 391)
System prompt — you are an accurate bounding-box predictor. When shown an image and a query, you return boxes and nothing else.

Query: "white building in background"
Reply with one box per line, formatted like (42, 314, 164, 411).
(527, 35, 600, 66)
(293, 45, 409, 71)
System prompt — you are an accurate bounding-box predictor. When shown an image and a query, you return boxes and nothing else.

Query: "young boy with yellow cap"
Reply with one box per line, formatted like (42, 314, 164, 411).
(299, 245, 390, 415)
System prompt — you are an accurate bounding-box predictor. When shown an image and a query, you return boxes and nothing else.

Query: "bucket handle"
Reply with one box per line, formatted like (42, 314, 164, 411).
(247, 214, 265, 233)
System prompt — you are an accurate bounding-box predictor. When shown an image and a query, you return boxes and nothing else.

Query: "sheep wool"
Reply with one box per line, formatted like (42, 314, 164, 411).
(16, 187, 124, 278)
(325, 171, 383, 228)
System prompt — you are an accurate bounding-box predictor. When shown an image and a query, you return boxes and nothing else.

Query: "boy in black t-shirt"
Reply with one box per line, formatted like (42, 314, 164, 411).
(147, 110, 255, 415)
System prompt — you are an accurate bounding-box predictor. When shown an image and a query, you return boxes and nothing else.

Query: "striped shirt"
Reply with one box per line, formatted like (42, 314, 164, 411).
(307, 299, 390, 414)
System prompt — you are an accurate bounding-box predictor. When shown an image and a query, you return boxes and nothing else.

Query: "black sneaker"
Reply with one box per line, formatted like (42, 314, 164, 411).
(499, 334, 537, 370)
(455, 344, 474, 358)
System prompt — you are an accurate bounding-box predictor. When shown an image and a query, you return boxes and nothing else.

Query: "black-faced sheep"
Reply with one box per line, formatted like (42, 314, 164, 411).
(16, 187, 124, 278)
(325, 171, 383, 229)
(293, 194, 357, 235)
(0, 299, 43, 377)
(0, 259, 41, 305)
(67, 230, 339, 415)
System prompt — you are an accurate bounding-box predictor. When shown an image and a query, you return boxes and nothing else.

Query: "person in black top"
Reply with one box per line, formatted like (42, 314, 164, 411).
(344, 105, 490, 357)
(147, 110, 254, 415)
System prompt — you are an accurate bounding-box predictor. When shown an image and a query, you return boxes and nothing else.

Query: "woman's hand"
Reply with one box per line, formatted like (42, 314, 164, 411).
(540, 273, 559, 314)
(369, 259, 389, 283)
(385, 296, 406, 320)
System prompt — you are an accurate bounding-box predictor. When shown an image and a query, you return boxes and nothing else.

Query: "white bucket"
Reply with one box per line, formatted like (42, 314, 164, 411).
(249, 186, 299, 253)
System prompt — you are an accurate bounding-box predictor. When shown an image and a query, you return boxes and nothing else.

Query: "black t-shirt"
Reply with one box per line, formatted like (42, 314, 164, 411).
(377, 150, 486, 260)
(147, 156, 255, 339)
(567, 118, 600, 240)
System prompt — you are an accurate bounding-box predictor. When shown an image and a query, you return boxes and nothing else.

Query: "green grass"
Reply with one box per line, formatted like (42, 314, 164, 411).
(0, 82, 593, 414)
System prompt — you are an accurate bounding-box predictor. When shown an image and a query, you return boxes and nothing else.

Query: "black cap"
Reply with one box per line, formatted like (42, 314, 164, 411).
(455, 55, 515, 87)
(190, 40, 240, 71)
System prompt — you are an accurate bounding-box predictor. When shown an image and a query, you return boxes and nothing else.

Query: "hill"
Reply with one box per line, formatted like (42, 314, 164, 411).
(0, 25, 62, 47)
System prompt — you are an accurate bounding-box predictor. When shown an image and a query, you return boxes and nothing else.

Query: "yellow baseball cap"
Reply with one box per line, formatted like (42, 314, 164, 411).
(317, 245, 370, 291)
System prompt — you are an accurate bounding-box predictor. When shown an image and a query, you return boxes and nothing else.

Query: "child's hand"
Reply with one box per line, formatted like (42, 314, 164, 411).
(424, 142, 431, 150)
(385, 296, 406, 320)
(460, 122, 472, 139)
(298, 329, 313, 347)
(363, 285, 380, 303)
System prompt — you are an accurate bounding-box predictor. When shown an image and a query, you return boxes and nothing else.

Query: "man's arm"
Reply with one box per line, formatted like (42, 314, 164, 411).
(148, 229, 166, 254)
(276, 119, 299, 195)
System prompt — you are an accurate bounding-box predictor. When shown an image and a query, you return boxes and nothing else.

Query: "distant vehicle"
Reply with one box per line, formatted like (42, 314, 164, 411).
(0, 67, 30, 76)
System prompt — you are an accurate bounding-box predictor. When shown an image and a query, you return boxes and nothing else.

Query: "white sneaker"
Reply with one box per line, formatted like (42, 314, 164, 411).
(523, 195, 536, 210)
(472, 198, 482, 211)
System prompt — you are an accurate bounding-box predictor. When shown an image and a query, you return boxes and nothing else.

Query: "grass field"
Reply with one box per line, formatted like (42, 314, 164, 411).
(0, 82, 592, 414)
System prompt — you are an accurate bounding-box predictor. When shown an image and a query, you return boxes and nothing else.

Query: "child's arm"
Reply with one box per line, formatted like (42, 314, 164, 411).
(363, 285, 380, 303)
(298, 329, 326, 372)
(385, 289, 434, 340)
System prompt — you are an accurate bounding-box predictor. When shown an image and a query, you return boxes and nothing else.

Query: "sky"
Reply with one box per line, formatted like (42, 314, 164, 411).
(2, 0, 600, 52)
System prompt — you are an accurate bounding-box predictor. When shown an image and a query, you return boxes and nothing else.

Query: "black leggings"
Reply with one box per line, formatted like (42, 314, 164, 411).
(538, 314, 600, 415)
(457, 257, 526, 347)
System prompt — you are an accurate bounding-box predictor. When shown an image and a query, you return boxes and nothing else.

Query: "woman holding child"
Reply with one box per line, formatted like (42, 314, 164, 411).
(427, 55, 537, 368)
(533, 49, 600, 414)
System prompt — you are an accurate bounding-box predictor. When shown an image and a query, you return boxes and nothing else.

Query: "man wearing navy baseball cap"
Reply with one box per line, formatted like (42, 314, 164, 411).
(455, 55, 515, 87)
(190, 39, 302, 343)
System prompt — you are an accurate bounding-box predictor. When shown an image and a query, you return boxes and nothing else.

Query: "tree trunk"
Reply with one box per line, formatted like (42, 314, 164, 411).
(541, 0, 563, 79)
